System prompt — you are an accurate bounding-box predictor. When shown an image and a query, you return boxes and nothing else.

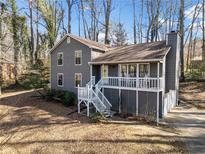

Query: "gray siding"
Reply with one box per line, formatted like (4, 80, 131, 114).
(138, 91, 157, 119)
(92, 65, 101, 83)
(108, 65, 118, 77)
(166, 32, 180, 92)
(121, 90, 136, 115)
(150, 63, 162, 77)
(51, 37, 91, 94)
(104, 88, 119, 111)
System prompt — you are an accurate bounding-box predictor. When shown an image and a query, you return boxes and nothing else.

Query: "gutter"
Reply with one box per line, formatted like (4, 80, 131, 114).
(89, 59, 164, 65)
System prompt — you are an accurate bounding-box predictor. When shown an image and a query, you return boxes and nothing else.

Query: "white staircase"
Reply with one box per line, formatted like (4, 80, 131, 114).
(78, 77, 112, 117)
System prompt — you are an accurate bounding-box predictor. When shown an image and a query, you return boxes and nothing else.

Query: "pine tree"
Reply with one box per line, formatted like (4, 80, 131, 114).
(112, 23, 127, 46)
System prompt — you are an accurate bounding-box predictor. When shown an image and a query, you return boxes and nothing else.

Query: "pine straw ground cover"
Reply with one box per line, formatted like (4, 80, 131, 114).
(0, 90, 186, 154)
(180, 82, 205, 109)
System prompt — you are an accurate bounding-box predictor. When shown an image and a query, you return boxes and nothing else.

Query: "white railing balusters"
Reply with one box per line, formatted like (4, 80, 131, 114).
(98, 77, 162, 91)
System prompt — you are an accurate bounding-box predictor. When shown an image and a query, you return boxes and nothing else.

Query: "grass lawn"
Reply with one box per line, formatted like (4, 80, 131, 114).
(0, 90, 186, 154)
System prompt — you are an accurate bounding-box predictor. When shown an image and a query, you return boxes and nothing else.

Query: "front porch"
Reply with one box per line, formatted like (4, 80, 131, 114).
(77, 61, 166, 123)
(91, 62, 165, 92)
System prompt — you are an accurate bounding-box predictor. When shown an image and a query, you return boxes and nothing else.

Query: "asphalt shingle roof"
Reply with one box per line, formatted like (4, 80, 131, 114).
(91, 41, 171, 64)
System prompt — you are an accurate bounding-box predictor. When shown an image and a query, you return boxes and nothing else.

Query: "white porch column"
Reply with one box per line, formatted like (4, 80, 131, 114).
(78, 101, 80, 113)
(77, 85, 80, 113)
(90, 64, 93, 85)
(118, 64, 121, 113)
(136, 63, 139, 115)
(162, 58, 166, 117)
(157, 62, 160, 123)
(87, 102, 90, 116)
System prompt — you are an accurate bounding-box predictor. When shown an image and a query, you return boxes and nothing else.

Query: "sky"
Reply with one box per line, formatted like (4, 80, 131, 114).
(13, 0, 204, 44)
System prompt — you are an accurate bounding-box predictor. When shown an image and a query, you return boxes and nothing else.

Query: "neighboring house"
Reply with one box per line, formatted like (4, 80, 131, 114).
(50, 32, 181, 122)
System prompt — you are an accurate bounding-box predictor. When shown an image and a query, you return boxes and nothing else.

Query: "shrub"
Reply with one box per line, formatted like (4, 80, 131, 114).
(90, 112, 107, 123)
(45, 89, 76, 107)
(185, 70, 202, 81)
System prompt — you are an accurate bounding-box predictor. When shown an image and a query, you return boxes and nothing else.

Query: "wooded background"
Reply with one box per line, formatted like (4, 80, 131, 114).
(0, 0, 204, 90)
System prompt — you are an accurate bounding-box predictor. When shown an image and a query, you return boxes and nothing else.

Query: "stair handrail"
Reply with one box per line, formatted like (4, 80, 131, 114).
(95, 78, 112, 108)
(95, 88, 112, 107)
(90, 88, 107, 111)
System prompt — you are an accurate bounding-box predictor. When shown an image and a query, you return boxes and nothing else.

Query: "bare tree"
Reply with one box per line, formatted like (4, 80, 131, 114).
(35, 0, 40, 63)
(132, 0, 137, 44)
(10, 0, 20, 84)
(67, 0, 74, 33)
(104, 0, 112, 44)
(38, 0, 64, 48)
(186, 1, 201, 72)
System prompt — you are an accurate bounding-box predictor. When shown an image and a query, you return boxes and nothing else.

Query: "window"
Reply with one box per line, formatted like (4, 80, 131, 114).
(75, 50, 82, 65)
(57, 73, 64, 87)
(128, 64, 137, 77)
(67, 37, 70, 44)
(139, 64, 150, 77)
(75, 73, 82, 87)
(57, 53, 63, 66)
(120, 64, 127, 77)
(101, 65, 108, 78)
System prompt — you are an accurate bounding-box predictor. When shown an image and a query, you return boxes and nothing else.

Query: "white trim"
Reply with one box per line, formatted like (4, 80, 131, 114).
(90, 65, 92, 85)
(57, 73, 64, 87)
(118, 64, 121, 77)
(100, 86, 163, 92)
(67, 37, 70, 44)
(57, 52, 63, 66)
(49, 34, 108, 54)
(157, 62, 160, 123)
(75, 73, 82, 88)
(75, 50, 82, 66)
(89, 59, 164, 65)
(162, 57, 166, 117)
(136, 90, 138, 115)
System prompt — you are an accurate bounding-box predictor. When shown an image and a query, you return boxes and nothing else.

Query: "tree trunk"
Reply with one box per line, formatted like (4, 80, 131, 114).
(35, 0, 39, 63)
(29, 0, 34, 65)
(202, 0, 205, 61)
(179, 0, 185, 81)
(104, 0, 112, 44)
(11, 0, 19, 84)
(67, 0, 72, 33)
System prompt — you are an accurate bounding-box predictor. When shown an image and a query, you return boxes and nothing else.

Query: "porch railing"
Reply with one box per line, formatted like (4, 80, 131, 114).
(78, 84, 90, 100)
(98, 77, 163, 91)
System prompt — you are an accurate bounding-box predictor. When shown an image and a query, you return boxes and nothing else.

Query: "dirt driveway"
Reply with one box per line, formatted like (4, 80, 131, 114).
(166, 103, 205, 154)
(166, 82, 205, 154)
(0, 89, 185, 154)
